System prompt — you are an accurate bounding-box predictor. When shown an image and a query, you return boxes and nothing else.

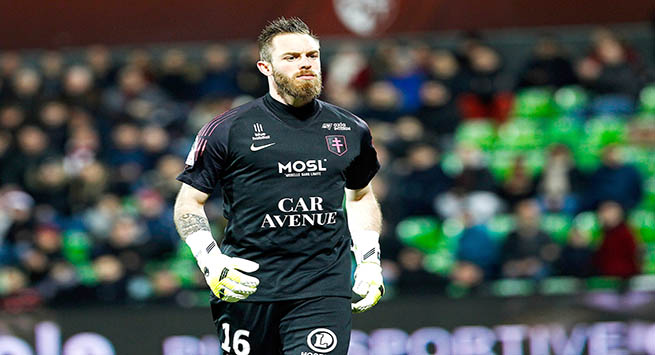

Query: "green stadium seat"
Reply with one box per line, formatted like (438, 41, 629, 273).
(497, 119, 544, 150)
(486, 214, 515, 241)
(572, 212, 602, 247)
(628, 209, 655, 243)
(639, 84, 655, 114)
(586, 276, 622, 291)
(62, 230, 92, 265)
(554, 86, 589, 116)
(169, 258, 197, 287)
(440, 151, 464, 177)
(584, 117, 627, 149)
(623, 147, 655, 179)
(423, 249, 455, 275)
(491, 278, 536, 296)
(642, 243, 655, 274)
(396, 216, 442, 253)
(513, 88, 556, 119)
(76, 263, 98, 286)
(642, 177, 655, 209)
(454, 121, 496, 150)
(489, 149, 516, 181)
(541, 214, 572, 244)
(545, 116, 584, 147)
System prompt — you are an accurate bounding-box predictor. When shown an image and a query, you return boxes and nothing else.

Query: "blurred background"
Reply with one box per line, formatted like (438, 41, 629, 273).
(1, 0, 655, 354)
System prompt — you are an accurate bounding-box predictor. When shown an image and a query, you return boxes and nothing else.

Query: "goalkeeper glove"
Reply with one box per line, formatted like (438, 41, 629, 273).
(186, 231, 259, 302)
(351, 230, 384, 313)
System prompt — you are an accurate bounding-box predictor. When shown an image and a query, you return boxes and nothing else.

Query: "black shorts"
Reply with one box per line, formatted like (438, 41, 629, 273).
(210, 296, 351, 355)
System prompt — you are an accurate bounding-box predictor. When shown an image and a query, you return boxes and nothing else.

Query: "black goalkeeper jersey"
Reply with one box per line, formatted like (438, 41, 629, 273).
(177, 94, 380, 301)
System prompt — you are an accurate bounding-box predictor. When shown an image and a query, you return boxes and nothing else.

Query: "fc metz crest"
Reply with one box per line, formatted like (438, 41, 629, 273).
(325, 135, 348, 156)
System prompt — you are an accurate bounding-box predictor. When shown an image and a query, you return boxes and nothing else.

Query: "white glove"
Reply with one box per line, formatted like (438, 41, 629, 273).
(186, 231, 259, 302)
(351, 231, 384, 313)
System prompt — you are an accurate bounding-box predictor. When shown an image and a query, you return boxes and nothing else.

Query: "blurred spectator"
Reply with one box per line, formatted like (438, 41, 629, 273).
(395, 247, 446, 294)
(457, 44, 513, 122)
(499, 155, 537, 210)
(416, 80, 460, 139)
(384, 45, 427, 113)
(101, 65, 176, 126)
(62, 65, 101, 111)
(11, 67, 43, 117)
(555, 227, 594, 277)
(427, 50, 466, 93)
(0, 104, 26, 134)
(500, 199, 559, 279)
(234, 44, 268, 97)
(138, 154, 185, 201)
(38, 101, 70, 153)
(158, 48, 196, 101)
(451, 144, 496, 193)
(580, 144, 643, 212)
(451, 209, 498, 287)
(325, 43, 372, 94)
(577, 31, 642, 99)
(593, 201, 641, 278)
(105, 123, 146, 194)
(198, 44, 239, 98)
(386, 143, 452, 221)
(39, 51, 64, 99)
(85, 45, 115, 89)
(435, 144, 501, 221)
(0, 51, 22, 100)
(141, 124, 171, 170)
(24, 157, 71, 215)
(361, 81, 402, 122)
(385, 116, 427, 158)
(69, 161, 110, 212)
(516, 35, 577, 89)
(3, 125, 51, 186)
(536, 144, 585, 215)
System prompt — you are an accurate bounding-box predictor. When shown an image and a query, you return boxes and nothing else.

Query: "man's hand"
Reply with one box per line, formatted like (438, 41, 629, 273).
(351, 229, 384, 313)
(185, 231, 260, 302)
(199, 253, 260, 302)
(352, 262, 384, 313)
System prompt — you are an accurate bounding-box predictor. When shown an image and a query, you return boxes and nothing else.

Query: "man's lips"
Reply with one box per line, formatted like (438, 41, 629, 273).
(296, 72, 316, 79)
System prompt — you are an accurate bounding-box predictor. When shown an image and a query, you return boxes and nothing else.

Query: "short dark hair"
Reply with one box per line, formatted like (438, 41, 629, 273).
(257, 17, 318, 62)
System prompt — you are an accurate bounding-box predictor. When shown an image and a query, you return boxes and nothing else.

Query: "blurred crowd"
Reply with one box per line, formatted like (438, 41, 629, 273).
(0, 28, 654, 307)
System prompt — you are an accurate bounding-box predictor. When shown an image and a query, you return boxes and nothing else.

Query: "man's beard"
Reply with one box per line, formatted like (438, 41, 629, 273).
(272, 68, 322, 102)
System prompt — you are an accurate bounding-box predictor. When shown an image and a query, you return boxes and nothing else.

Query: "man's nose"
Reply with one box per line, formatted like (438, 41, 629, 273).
(299, 56, 313, 69)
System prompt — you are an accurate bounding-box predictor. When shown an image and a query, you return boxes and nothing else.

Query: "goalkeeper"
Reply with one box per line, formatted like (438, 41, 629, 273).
(173, 17, 383, 355)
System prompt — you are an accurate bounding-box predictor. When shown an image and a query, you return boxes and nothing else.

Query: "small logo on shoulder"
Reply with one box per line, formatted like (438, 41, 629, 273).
(325, 135, 348, 156)
(307, 328, 337, 353)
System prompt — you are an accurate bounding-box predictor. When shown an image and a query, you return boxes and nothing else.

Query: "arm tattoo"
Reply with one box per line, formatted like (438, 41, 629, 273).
(175, 213, 211, 239)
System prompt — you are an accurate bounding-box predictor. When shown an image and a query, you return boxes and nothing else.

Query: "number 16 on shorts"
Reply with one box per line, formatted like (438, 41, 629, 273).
(221, 323, 251, 355)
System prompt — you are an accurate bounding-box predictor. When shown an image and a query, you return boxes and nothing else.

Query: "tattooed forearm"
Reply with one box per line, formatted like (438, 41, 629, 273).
(175, 213, 211, 239)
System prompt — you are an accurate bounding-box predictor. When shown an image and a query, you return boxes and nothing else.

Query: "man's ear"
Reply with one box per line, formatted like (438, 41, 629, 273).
(257, 60, 272, 76)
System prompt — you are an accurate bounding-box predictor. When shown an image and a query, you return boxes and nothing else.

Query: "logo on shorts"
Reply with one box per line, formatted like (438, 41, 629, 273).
(307, 328, 337, 353)
(325, 135, 347, 156)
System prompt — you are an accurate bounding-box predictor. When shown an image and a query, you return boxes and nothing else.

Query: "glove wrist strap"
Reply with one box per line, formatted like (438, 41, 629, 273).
(351, 230, 381, 265)
(185, 231, 221, 267)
